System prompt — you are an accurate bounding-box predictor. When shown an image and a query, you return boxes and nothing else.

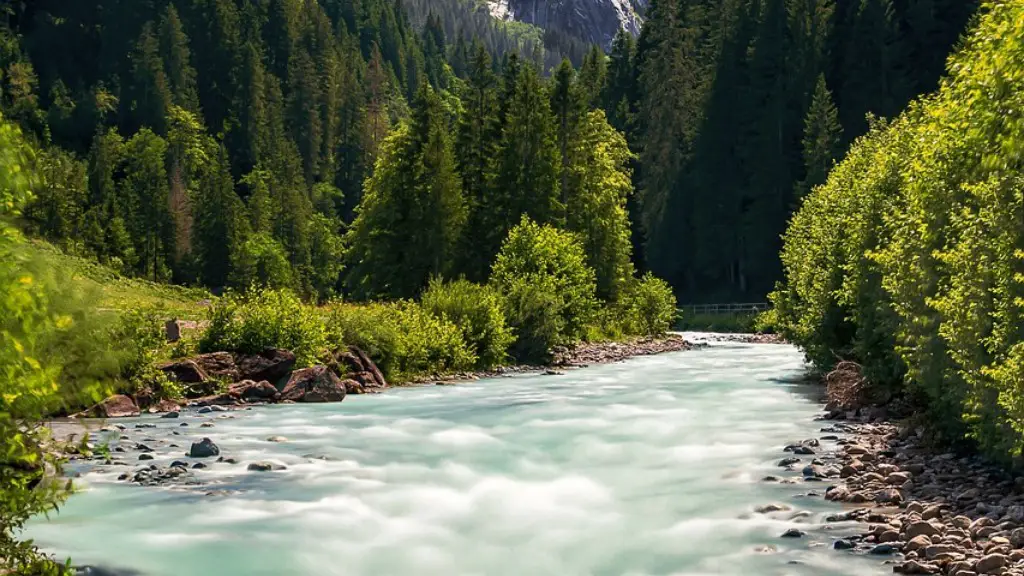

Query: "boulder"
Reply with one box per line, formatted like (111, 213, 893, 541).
(281, 366, 347, 403)
(82, 395, 140, 418)
(975, 553, 1008, 574)
(229, 380, 279, 402)
(341, 378, 365, 395)
(148, 398, 181, 413)
(193, 352, 239, 381)
(189, 438, 220, 458)
(905, 535, 933, 553)
(247, 461, 287, 472)
(159, 359, 208, 384)
(164, 319, 206, 342)
(905, 520, 942, 540)
(234, 348, 296, 383)
(895, 560, 939, 574)
(332, 345, 387, 390)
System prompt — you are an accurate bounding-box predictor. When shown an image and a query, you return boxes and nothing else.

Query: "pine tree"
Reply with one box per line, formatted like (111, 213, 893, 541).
(550, 59, 585, 212)
(577, 45, 606, 109)
(345, 83, 466, 299)
(455, 42, 500, 280)
(127, 22, 172, 134)
(158, 5, 200, 113)
(121, 128, 172, 280)
(194, 145, 248, 287)
(287, 47, 324, 185)
(491, 61, 561, 237)
(604, 29, 637, 132)
(798, 74, 842, 197)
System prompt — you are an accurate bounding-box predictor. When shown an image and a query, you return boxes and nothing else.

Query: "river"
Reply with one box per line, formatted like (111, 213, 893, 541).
(27, 337, 888, 575)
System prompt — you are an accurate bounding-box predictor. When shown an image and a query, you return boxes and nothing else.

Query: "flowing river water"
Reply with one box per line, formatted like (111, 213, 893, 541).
(28, 337, 890, 575)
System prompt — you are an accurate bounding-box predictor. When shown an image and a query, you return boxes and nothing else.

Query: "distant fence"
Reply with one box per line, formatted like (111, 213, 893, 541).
(678, 302, 770, 316)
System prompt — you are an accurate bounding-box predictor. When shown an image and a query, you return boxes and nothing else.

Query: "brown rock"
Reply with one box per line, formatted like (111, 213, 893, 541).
(342, 379, 365, 395)
(159, 359, 209, 384)
(888, 472, 912, 485)
(1009, 527, 1024, 548)
(148, 398, 181, 413)
(193, 352, 239, 381)
(952, 516, 973, 530)
(906, 520, 943, 540)
(906, 535, 934, 553)
(924, 544, 959, 559)
(281, 366, 347, 403)
(876, 487, 905, 505)
(81, 394, 140, 418)
(332, 345, 387, 390)
(895, 560, 939, 574)
(234, 348, 296, 383)
(922, 504, 945, 521)
(879, 530, 900, 543)
(975, 553, 1008, 574)
(229, 380, 279, 402)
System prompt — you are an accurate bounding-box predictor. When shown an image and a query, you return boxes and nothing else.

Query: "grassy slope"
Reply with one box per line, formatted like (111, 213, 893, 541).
(25, 240, 212, 320)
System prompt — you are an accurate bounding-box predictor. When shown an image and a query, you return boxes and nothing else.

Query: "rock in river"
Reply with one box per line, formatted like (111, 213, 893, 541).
(281, 366, 347, 403)
(189, 438, 220, 458)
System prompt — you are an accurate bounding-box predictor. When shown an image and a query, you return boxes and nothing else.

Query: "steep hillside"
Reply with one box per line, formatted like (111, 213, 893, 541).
(488, 0, 646, 49)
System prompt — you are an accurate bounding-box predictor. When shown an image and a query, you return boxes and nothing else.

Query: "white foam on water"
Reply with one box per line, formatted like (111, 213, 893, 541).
(27, 343, 889, 576)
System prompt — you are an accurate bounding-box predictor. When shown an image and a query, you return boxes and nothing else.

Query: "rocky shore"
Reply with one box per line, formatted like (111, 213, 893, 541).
(551, 333, 692, 366)
(810, 413, 1024, 576)
(761, 363, 1024, 576)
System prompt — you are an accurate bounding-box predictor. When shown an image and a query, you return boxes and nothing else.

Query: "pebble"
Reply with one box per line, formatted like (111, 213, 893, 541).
(780, 528, 805, 538)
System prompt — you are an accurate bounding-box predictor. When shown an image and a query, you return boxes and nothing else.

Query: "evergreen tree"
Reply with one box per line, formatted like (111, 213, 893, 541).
(577, 45, 607, 109)
(158, 5, 200, 113)
(345, 84, 466, 299)
(798, 74, 842, 197)
(194, 145, 247, 287)
(127, 22, 172, 135)
(488, 61, 561, 257)
(550, 59, 584, 211)
(121, 128, 172, 280)
(455, 42, 501, 281)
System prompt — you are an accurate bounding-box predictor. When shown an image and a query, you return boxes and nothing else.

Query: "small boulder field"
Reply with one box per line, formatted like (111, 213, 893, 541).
(80, 345, 386, 417)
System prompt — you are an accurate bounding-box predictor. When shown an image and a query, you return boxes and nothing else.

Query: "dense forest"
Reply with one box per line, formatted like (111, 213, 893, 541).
(0, 0, 635, 302)
(629, 0, 978, 302)
(0, 0, 982, 306)
(770, 0, 1024, 462)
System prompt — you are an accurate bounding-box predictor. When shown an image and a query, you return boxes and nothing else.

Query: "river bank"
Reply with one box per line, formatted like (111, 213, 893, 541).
(31, 339, 888, 576)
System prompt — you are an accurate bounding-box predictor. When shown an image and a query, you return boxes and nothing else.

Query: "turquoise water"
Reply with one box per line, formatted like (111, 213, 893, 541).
(28, 338, 888, 575)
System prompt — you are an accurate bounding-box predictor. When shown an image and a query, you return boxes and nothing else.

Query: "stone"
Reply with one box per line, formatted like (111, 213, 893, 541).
(792, 445, 815, 455)
(876, 488, 904, 505)
(887, 471, 911, 484)
(879, 530, 900, 543)
(833, 539, 856, 550)
(870, 544, 898, 555)
(975, 553, 1008, 574)
(234, 348, 296, 383)
(164, 319, 205, 342)
(846, 444, 869, 456)
(924, 544, 959, 559)
(895, 560, 939, 574)
(81, 394, 140, 418)
(280, 366, 347, 403)
(905, 535, 934, 553)
(193, 352, 240, 381)
(348, 346, 387, 389)
(906, 520, 942, 540)
(192, 462, 207, 469)
(841, 464, 859, 478)
(138, 453, 154, 461)
(1009, 527, 1024, 548)
(170, 460, 189, 468)
(161, 411, 180, 419)
(952, 516, 973, 530)
(780, 528, 805, 538)
(266, 436, 287, 443)
(247, 461, 287, 472)
(159, 359, 208, 384)
(228, 379, 280, 402)
(920, 504, 944, 520)
(755, 504, 791, 514)
(778, 457, 801, 467)
(341, 378, 365, 395)
(189, 438, 220, 458)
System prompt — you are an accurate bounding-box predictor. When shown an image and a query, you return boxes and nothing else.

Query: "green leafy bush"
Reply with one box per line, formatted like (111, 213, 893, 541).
(199, 288, 327, 367)
(327, 300, 475, 380)
(0, 112, 71, 574)
(490, 217, 598, 361)
(619, 273, 677, 336)
(421, 278, 514, 369)
(770, 1, 1024, 461)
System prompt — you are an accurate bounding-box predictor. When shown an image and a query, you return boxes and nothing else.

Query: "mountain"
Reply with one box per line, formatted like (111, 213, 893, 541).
(487, 0, 646, 49)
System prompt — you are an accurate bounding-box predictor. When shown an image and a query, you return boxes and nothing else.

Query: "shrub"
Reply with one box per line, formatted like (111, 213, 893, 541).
(620, 273, 677, 336)
(490, 217, 598, 361)
(770, 2, 1024, 461)
(199, 288, 327, 367)
(229, 233, 294, 291)
(0, 112, 72, 573)
(326, 300, 475, 381)
(421, 278, 514, 368)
